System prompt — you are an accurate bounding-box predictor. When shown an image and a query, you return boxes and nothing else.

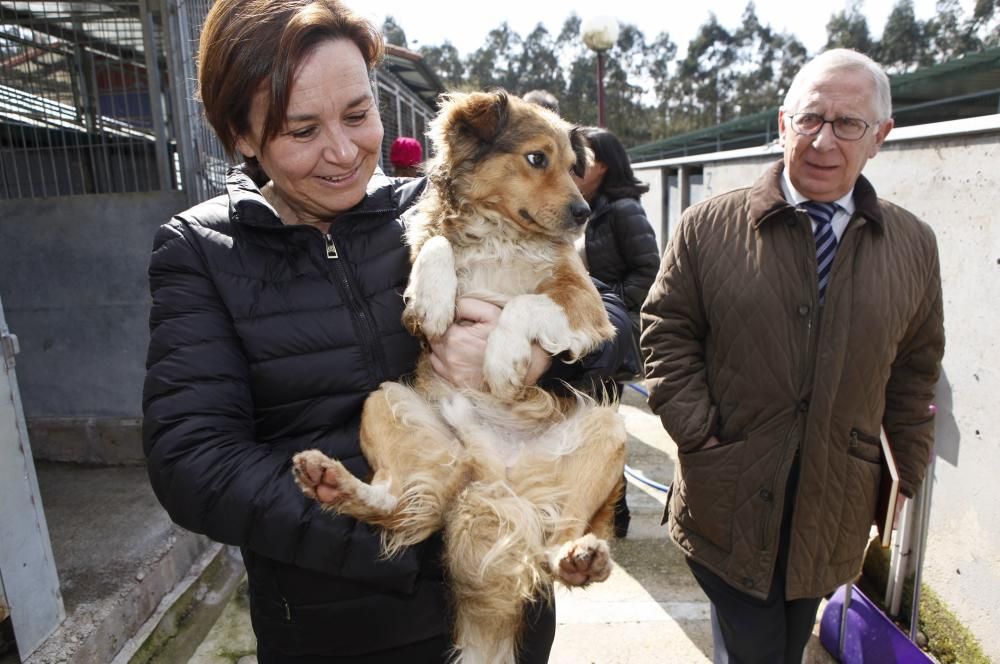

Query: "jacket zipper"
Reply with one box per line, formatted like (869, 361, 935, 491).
(324, 232, 338, 259)
(321, 230, 389, 381)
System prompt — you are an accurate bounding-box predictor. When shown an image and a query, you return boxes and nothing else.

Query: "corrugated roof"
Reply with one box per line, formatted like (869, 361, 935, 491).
(383, 44, 446, 112)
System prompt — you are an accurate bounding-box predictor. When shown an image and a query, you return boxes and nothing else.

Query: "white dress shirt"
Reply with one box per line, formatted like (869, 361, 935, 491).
(780, 169, 856, 242)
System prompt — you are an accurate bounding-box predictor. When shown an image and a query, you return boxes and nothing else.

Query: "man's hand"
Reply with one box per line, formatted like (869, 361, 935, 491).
(428, 298, 551, 389)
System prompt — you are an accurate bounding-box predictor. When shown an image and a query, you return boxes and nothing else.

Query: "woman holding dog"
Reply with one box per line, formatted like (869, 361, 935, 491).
(574, 127, 660, 538)
(141, 1, 633, 662)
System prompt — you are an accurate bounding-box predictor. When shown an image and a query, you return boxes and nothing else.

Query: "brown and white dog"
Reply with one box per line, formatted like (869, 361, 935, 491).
(292, 90, 626, 664)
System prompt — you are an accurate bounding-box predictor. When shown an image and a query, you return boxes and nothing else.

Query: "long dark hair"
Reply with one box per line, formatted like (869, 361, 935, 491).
(584, 128, 649, 201)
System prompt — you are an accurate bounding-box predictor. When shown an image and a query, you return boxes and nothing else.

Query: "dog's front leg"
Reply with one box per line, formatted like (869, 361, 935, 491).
(402, 234, 458, 339)
(483, 293, 600, 400)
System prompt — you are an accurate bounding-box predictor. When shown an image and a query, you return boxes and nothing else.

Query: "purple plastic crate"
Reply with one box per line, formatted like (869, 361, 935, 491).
(819, 585, 934, 664)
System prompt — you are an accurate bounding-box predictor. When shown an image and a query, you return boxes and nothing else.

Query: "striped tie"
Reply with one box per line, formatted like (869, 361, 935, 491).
(802, 201, 839, 304)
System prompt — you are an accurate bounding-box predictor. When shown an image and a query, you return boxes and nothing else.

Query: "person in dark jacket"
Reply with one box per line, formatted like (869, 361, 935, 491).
(141, 1, 634, 662)
(574, 127, 660, 324)
(574, 126, 661, 538)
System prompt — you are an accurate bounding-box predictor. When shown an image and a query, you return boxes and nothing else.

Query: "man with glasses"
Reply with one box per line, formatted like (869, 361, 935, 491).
(641, 49, 944, 663)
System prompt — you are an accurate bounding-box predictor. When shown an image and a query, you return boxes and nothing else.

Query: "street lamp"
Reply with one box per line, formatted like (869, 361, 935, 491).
(581, 15, 619, 128)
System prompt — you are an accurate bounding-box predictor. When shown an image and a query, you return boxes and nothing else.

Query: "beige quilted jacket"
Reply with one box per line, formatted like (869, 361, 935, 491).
(641, 160, 944, 600)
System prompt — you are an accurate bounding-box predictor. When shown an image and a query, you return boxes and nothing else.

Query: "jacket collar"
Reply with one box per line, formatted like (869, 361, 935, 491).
(750, 160, 885, 232)
(587, 194, 612, 221)
(226, 164, 400, 231)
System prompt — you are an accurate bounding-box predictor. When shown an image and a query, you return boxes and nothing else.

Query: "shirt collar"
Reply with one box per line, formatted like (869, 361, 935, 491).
(780, 168, 856, 217)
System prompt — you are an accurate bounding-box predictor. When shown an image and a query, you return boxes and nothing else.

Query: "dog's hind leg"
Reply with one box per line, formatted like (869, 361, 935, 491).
(444, 481, 549, 664)
(514, 405, 626, 588)
(361, 382, 472, 554)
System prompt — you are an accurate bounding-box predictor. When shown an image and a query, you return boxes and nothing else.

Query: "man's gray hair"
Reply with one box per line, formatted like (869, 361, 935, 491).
(782, 48, 892, 122)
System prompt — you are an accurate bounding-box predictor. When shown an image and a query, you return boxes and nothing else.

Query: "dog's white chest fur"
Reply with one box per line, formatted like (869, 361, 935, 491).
(453, 238, 554, 304)
(438, 390, 592, 467)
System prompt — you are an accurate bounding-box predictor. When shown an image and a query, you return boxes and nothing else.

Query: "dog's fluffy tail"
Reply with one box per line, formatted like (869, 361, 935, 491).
(444, 480, 552, 664)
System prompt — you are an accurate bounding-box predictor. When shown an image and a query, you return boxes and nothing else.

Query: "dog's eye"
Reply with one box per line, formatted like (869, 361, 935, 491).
(525, 152, 548, 169)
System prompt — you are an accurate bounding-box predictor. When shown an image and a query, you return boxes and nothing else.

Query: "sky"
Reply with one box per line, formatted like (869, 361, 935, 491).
(345, 0, 965, 58)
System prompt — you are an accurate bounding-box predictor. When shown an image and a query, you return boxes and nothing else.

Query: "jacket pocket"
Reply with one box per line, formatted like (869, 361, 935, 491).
(831, 428, 881, 564)
(247, 557, 450, 656)
(672, 438, 745, 552)
(847, 428, 881, 464)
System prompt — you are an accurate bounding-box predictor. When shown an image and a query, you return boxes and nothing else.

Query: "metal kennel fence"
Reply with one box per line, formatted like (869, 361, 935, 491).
(0, 1, 440, 203)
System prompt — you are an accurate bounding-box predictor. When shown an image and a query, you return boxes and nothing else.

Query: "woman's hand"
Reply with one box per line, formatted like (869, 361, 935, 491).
(429, 298, 551, 389)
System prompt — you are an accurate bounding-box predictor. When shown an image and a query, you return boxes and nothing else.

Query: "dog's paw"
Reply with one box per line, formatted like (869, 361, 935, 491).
(482, 334, 532, 400)
(405, 236, 458, 338)
(549, 533, 613, 587)
(291, 450, 354, 508)
(412, 294, 455, 339)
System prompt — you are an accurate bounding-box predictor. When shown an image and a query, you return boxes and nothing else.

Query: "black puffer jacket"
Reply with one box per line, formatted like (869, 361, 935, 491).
(583, 195, 660, 320)
(143, 166, 633, 657)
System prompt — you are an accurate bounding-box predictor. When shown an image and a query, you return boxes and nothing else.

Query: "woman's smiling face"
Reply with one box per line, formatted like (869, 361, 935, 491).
(236, 38, 384, 227)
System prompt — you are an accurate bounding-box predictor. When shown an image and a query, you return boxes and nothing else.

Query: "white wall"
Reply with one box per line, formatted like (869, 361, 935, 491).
(633, 116, 1000, 660)
(634, 168, 665, 250)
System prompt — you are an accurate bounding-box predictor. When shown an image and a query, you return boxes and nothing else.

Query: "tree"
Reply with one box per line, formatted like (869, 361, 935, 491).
(513, 25, 565, 97)
(645, 31, 678, 138)
(970, 0, 1000, 46)
(418, 42, 466, 91)
(601, 23, 657, 144)
(555, 15, 595, 124)
(730, 3, 783, 116)
(879, 0, 928, 72)
(465, 23, 522, 91)
(381, 16, 408, 49)
(924, 0, 984, 62)
(670, 14, 737, 130)
(824, 0, 877, 54)
(381, 5, 996, 152)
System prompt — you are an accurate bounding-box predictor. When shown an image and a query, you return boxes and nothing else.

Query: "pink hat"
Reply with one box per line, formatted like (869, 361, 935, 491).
(390, 137, 423, 167)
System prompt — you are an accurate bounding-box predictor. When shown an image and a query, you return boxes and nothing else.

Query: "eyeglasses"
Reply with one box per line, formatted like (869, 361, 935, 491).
(787, 112, 876, 141)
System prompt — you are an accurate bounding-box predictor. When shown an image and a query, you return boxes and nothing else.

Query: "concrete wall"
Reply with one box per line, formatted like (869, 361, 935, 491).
(0, 191, 188, 463)
(633, 115, 1000, 659)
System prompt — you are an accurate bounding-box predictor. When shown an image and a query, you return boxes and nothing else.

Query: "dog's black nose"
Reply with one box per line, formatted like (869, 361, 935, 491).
(570, 201, 590, 225)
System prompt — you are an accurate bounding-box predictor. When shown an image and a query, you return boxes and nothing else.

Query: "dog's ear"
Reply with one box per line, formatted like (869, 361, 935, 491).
(570, 127, 592, 178)
(449, 90, 510, 147)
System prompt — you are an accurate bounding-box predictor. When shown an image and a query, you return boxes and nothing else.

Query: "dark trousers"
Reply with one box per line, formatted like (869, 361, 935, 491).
(611, 381, 630, 537)
(257, 597, 555, 663)
(687, 458, 822, 664)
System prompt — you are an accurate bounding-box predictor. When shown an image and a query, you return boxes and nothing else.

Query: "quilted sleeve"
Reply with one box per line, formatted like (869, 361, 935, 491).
(640, 210, 718, 453)
(142, 220, 422, 592)
(611, 199, 661, 313)
(883, 229, 945, 497)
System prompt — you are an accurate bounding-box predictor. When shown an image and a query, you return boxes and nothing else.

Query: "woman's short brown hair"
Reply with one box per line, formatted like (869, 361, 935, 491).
(197, 0, 384, 159)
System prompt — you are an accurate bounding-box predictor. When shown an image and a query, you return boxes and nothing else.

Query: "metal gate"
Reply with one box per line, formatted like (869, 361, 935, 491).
(0, 295, 63, 659)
